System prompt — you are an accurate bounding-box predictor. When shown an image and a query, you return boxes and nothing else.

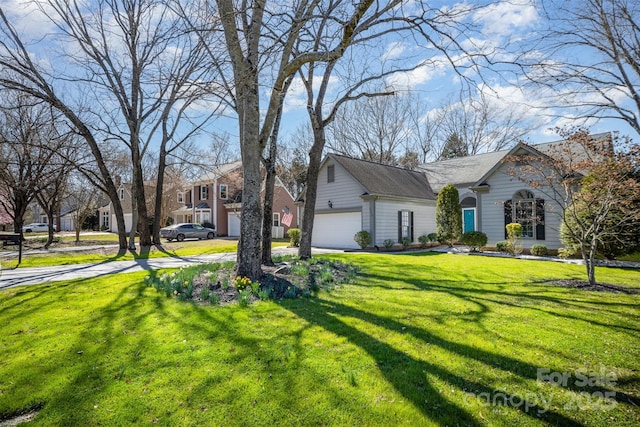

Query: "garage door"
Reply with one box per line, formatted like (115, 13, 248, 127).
(312, 212, 361, 249)
(227, 212, 241, 237)
(110, 213, 133, 233)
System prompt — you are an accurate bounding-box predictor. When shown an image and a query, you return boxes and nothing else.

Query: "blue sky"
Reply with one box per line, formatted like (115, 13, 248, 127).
(1, 0, 636, 159)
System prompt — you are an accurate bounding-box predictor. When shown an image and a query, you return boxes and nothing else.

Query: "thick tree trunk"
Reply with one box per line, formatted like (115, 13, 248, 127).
(580, 239, 597, 286)
(44, 205, 55, 249)
(112, 193, 128, 250)
(152, 148, 167, 245)
(131, 148, 151, 247)
(299, 132, 325, 259)
(261, 159, 276, 266)
(129, 183, 138, 251)
(587, 236, 598, 286)
(236, 86, 264, 279)
(261, 87, 288, 266)
(12, 190, 29, 236)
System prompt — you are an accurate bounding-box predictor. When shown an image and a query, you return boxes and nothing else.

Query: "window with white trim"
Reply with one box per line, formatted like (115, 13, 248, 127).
(200, 185, 209, 200)
(327, 165, 335, 183)
(177, 191, 185, 204)
(401, 211, 410, 238)
(272, 212, 280, 227)
(513, 190, 534, 238)
(397, 210, 414, 242)
(220, 184, 228, 200)
(118, 188, 125, 200)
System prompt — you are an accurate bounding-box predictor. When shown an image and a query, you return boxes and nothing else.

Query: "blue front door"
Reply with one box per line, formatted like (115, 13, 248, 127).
(463, 209, 475, 233)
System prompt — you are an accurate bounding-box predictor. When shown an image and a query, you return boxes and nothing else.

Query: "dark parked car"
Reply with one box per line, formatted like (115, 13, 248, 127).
(160, 223, 215, 242)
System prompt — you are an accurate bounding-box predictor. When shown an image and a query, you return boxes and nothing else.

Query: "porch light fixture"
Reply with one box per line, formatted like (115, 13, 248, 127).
(328, 200, 333, 208)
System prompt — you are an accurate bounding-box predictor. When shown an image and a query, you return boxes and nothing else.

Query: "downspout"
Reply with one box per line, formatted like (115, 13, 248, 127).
(474, 190, 481, 231)
(213, 178, 218, 229)
(191, 187, 196, 223)
(371, 196, 377, 246)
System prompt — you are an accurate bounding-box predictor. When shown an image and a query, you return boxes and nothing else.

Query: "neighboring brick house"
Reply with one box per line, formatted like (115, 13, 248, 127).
(172, 161, 297, 238)
(98, 179, 180, 233)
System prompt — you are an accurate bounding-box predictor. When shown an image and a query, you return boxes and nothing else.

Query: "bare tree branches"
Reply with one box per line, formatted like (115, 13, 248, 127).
(0, 92, 72, 238)
(505, 128, 640, 285)
(0, 0, 224, 247)
(523, 0, 640, 136)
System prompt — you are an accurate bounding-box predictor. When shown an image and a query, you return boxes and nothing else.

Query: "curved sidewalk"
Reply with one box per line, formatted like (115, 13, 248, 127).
(0, 247, 341, 290)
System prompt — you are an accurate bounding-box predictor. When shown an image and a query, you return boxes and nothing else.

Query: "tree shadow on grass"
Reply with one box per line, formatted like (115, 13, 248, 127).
(3, 260, 636, 425)
(358, 263, 640, 336)
(279, 297, 583, 426)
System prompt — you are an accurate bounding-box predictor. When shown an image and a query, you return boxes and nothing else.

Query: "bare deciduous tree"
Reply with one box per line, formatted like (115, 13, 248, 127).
(506, 128, 640, 286)
(0, 94, 63, 236)
(277, 127, 311, 199)
(327, 93, 417, 165)
(65, 173, 101, 243)
(434, 94, 533, 158)
(190, 0, 381, 278)
(0, 0, 219, 249)
(524, 0, 640, 136)
(294, 1, 496, 259)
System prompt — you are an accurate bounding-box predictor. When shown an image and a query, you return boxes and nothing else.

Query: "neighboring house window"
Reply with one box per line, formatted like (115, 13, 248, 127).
(118, 188, 125, 200)
(504, 190, 545, 240)
(273, 213, 280, 227)
(397, 210, 414, 242)
(200, 185, 208, 200)
(327, 165, 335, 183)
(220, 184, 228, 200)
(102, 211, 109, 228)
(177, 191, 185, 204)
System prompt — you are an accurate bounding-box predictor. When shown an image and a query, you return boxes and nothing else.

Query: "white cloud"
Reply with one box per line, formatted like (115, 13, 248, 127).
(473, 1, 539, 37)
(384, 59, 450, 92)
(381, 41, 405, 61)
(0, 0, 57, 39)
(281, 74, 341, 114)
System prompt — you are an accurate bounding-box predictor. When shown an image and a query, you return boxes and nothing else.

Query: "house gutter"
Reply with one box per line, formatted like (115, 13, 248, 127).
(213, 177, 218, 228)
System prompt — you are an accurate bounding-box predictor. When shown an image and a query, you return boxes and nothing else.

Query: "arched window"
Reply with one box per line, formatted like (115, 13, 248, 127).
(460, 196, 476, 208)
(504, 190, 547, 240)
(513, 190, 535, 238)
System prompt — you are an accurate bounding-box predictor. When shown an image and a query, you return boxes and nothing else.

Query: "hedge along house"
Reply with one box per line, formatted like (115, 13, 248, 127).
(298, 154, 438, 249)
(419, 132, 612, 250)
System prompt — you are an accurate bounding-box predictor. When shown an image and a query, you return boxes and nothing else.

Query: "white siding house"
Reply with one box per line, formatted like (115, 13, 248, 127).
(420, 133, 611, 250)
(304, 154, 437, 249)
(309, 133, 610, 251)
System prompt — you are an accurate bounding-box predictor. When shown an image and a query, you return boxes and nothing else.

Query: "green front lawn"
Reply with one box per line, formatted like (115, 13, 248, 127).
(1, 239, 289, 268)
(1, 253, 639, 426)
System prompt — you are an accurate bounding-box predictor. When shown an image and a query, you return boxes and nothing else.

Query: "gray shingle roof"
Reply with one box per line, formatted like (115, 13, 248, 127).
(330, 154, 436, 200)
(533, 132, 612, 164)
(419, 132, 612, 192)
(418, 150, 507, 192)
(194, 160, 242, 183)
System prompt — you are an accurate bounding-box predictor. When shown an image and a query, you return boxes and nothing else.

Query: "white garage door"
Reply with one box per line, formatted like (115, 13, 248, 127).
(312, 212, 361, 249)
(227, 212, 241, 237)
(110, 213, 133, 233)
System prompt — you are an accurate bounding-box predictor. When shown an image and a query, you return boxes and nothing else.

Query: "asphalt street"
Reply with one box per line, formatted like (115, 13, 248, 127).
(0, 247, 341, 290)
